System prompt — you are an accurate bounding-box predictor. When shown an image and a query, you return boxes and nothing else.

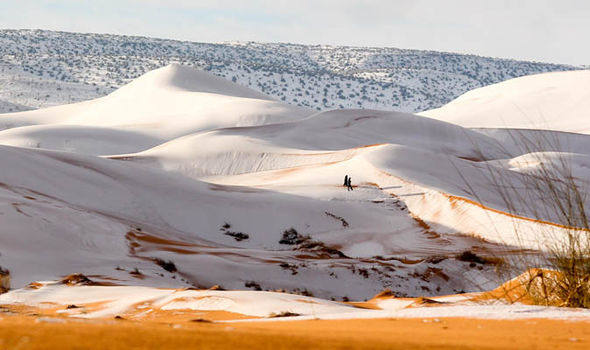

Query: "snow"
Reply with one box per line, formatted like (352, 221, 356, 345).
(0, 283, 357, 319)
(3, 283, 589, 322)
(421, 70, 590, 133)
(122, 109, 501, 178)
(0, 125, 164, 155)
(113, 63, 273, 100)
(316, 303, 590, 321)
(0, 64, 310, 149)
(0, 64, 589, 307)
(2, 142, 470, 297)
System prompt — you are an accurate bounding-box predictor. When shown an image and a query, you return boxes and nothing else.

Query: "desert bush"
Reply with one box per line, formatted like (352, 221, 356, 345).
(153, 258, 177, 273)
(464, 129, 590, 307)
(220, 222, 249, 241)
(60, 273, 96, 286)
(244, 281, 262, 291)
(279, 228, 308, 245)
(0, 267, 10, 293)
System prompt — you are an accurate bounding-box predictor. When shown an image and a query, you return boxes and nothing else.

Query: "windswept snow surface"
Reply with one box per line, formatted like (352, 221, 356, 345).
(0, 64, 310, 154)
(1, 65, 589, 304)
(0, 283, 356, 319)
(421, 70, 590, 133)
(0, 125, 163, 155)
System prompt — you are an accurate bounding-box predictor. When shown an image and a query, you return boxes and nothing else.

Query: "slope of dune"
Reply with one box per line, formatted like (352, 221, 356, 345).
(3, 280, 590, 323)
(120, 109, 503, 178)
(1, 64, 589, 313)
(420, 70, 590, 133)
(2, 143, 496, 298)
(112, 101, 590, 252)
(0, 282, 358, 319)
(111, 63, 273, 100)
(0, 125, 164, 155)
(197, 141, 589, 252)
(0, 64, 311, 154)
(0, 98, 31, 113)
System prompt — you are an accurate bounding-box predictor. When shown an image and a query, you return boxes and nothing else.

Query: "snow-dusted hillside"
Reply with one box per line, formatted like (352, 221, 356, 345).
(0, 29, 578, 114)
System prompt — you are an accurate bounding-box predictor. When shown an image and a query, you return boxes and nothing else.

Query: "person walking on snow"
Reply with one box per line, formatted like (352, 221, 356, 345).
(343, 175, 349, 187)
(347, 176, 353, 191)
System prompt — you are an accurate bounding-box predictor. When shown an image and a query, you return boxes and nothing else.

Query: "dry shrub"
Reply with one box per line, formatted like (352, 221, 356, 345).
(462, 129, 590, 308)
(483, 268, 589, 307)
(60, 273, 97, 286)
(268, 311, 301, 318)
(0, 267, 9, 293)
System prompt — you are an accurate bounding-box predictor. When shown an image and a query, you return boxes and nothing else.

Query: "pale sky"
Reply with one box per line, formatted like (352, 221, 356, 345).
(0, 0, 588, 65)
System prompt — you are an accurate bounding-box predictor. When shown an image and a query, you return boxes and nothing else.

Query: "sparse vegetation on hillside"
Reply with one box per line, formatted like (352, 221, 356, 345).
(0, 29, 578, 113)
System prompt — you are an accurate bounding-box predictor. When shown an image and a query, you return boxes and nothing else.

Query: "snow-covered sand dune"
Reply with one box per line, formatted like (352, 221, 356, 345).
(0, 282, 358, 319)
(0, 125, 164, 155)
(2, 281, 590, 322)
(420, 70, 590, 133)
(0, 64, 311, 155)
(0, 143, 494, 298)
(119, 109, 502, 177)
(1, 65, 589, 305)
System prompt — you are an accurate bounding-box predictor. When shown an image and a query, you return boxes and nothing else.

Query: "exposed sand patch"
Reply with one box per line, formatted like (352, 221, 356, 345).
(0, 312, 588, 350)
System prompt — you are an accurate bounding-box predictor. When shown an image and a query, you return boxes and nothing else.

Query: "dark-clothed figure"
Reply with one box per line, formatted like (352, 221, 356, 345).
(344, 175, 349, 187)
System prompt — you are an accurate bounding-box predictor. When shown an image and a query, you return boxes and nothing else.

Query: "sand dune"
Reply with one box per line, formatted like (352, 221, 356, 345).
(1, 65, 589, 323)
(0, 64, 311, 154)
(421, 70, 590, 132)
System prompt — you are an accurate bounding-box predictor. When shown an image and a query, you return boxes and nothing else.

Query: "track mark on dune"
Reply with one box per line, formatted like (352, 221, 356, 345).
(324, 211, 349, 227)
(11, 202, 32, 217)
(366, 177, 446, 242)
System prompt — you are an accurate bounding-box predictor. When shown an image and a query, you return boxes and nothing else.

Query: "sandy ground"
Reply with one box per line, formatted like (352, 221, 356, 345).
(0, 312, 588, 350)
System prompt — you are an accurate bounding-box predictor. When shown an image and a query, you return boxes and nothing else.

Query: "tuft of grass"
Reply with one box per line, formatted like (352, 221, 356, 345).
(462, 128, 590, 308)
(268, 311, 301, 318)
(0, 266, 10, 293)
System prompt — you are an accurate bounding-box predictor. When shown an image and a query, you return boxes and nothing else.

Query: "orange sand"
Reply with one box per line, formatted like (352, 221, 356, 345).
(0, 312, 588, 350)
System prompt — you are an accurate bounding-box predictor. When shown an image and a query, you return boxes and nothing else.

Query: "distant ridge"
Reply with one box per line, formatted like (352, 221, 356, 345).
(0, 29, 578, 114)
